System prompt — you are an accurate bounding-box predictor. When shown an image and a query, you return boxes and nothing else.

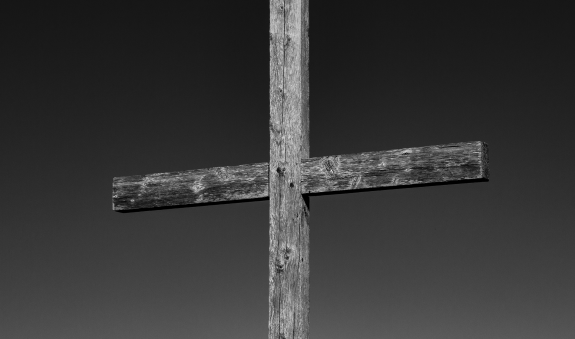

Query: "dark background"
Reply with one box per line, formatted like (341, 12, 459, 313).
(2, 2, 574, 339)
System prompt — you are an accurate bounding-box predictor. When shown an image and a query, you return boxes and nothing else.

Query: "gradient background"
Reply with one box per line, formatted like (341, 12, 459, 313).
(1, 2, 574, 339)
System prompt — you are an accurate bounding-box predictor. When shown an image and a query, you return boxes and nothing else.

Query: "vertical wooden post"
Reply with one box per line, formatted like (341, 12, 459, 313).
(269, 0, 310, 338)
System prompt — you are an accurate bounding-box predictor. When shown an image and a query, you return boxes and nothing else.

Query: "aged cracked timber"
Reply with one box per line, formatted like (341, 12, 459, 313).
(113, 141, 489, 212)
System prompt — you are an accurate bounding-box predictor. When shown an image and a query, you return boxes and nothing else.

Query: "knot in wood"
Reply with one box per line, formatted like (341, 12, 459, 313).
(191, 180, 204, 193)
(276, 166, 286, 176)
(321, 156, 340, 176)
(275, 258, 284, 273)
(275, 248, 293, 274)
(283, 247, 292, 260)
(269, 121, 281, 136)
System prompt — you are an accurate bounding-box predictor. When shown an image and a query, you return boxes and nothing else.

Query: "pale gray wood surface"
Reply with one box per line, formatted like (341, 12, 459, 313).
(113, 162, 269, 211)
(110, 1, 490, 338)
(268, 0, 310, 338)
(113, 141, 488, 212)
(303, 141, 488, 195)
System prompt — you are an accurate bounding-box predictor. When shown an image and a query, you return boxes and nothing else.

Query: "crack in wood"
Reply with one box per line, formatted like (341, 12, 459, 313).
(349, 175, 362, 189)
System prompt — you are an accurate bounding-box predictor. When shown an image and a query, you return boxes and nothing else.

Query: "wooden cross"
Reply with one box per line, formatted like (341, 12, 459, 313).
(112, 1, 489, 338)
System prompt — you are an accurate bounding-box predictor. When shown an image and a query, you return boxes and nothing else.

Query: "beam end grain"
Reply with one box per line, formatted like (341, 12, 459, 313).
(480, 141, 489, 180)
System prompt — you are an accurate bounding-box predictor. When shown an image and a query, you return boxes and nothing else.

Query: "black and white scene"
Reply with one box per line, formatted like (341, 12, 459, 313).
(1, 2, 573, 339)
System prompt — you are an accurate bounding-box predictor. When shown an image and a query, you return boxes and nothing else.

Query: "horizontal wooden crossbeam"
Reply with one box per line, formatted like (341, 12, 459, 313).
(113, 141, 488, 212)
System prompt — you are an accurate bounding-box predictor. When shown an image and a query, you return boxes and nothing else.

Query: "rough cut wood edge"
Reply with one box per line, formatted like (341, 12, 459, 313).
(113, 141, 488, 212)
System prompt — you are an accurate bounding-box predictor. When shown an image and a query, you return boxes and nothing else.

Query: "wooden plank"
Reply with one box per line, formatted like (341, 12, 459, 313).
(268, 0, 310, 338)
(112, 141, 488, 212)
(112, 162, 269, 211)
(302, 141, 489, 195)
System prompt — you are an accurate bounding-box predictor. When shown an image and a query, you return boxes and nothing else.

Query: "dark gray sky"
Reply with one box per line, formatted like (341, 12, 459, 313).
(2, 2, 574, 339)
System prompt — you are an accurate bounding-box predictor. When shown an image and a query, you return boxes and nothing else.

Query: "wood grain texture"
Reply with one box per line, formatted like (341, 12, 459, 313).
(112, 141, 488, 212)
(269, 0, 310, 338)
(113, 162, 268, 211)
(302, 141, 488, 195)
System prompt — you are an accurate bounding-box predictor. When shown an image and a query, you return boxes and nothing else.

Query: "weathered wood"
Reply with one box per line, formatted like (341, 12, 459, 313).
(113, 141, 488, 212)
(111, 1, 491, 337)
(113, 162, 269, 211)
(269, 0, 310, 338)
(303, 141, 488, 195)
